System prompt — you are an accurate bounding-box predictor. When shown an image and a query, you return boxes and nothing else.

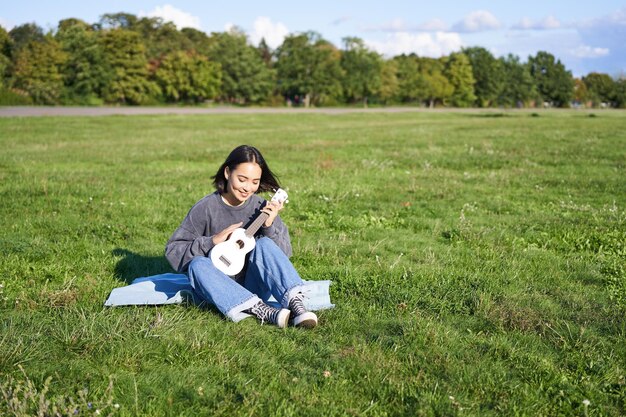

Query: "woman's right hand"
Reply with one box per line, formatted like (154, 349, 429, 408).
(211, 222, 243, 245)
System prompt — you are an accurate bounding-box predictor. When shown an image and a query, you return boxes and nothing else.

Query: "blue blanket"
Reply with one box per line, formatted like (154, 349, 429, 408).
(104, 273, 334, 311)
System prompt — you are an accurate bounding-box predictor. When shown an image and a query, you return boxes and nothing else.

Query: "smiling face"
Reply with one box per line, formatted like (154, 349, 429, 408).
(222, 162, 262, 206)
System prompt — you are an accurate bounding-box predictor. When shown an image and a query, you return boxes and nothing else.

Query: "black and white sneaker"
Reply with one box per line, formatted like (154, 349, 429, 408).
(288, 292, 318, 328)
(247, 301, 290, 328)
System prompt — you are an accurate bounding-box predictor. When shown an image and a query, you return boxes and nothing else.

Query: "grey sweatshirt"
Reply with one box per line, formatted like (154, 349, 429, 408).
(165, 191, 292, 273)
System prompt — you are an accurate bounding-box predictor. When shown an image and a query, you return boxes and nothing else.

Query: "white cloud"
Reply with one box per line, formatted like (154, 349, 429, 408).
(387, 18, 410, 32)
(570, 45, 610, 58)
(139, 4, 201, 30)
(452, 10, 501, 33)
(365, 31, 463, 57)
(366, 18, 410, 32)
(331, 16, 351, 26)
(512, 16, 561, 30)
(573, 7, 625, 73)
(249, 17, 289, 49)
(576, 6, 626, 29)
(418, 18, 449, 32)
(513, 17, 533, 30)
(365, 17, 449, 33)
(0, 17, 14, 30)
(539, 16, 561, 29)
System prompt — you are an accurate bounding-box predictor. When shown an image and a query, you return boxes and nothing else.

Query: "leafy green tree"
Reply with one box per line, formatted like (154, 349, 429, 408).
(207, 28, 274, 104)
(56, 19, 108, 103)
(0, 26, 11, 88)
(153, 50, 221, 103)
(306, 39, 344, 106)
(257, 38, 273, 67)
(377, 59, 399, 104)
(443, 52, 476, 107)
(463, 46, 504, 107)
(391, 54, 422, 103)
(134, 17, 191, 59)
(573, 78, 589, 107)
(497, 54, 536, 107)
(11, 36, 67, 104)
(416, 57, 453, 107)
(614, 77, 626, 108)
(181, 28, 213, 56)
(340, 37, 383, 106)
(58, 18, 93, 33)
(8, 23, 45, 57)
(99, 28, 159, 104)
(528, 51, 574, 107)
(98, 13, 138, 30)
(0, 25, 11, 54)
(100, 14, 195, 61)
(275, 32, 343, 106)
(0, 55, 8, 90)
(582, 72, 616, 107)
(391, 55, 452, 106)
(422, 72, 453, 108)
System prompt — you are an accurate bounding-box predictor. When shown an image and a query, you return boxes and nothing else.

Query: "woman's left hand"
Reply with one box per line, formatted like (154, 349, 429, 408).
(262, 200, 284, 228)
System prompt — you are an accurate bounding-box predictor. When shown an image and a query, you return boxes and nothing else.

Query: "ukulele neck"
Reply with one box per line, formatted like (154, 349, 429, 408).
(244, 212, 269, 238)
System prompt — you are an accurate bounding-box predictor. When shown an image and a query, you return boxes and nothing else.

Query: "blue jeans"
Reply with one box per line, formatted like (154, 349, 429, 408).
(187, 237, 306, 322)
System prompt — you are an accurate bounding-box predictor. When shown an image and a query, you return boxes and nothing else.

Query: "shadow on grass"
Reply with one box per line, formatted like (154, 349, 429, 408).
(458, 112, 510, 118)
(112, 248, 174, 284)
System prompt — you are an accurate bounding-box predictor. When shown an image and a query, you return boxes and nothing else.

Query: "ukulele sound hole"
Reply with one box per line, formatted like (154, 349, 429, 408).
(236, 240, 244, 249)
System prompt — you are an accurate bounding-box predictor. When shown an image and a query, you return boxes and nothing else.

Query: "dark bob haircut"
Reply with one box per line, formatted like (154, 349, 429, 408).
(212, 145, 280, 194)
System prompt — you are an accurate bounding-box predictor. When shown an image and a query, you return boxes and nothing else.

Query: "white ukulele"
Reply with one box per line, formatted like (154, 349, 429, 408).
(210, 188, 289, 276)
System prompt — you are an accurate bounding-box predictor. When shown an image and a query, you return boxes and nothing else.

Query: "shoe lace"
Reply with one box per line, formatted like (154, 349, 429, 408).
(250, 302, 277, 325)
(288, 292, 307, 317)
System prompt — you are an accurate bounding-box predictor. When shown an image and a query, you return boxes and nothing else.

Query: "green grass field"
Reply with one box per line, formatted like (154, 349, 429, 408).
(1, 110, 625, 416)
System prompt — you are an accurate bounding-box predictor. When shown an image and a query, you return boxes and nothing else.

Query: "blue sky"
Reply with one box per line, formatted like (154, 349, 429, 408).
(1, 1, 625, 77)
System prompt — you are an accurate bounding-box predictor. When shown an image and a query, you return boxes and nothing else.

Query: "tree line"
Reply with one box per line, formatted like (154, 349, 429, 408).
(1, 12, 625, 108)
